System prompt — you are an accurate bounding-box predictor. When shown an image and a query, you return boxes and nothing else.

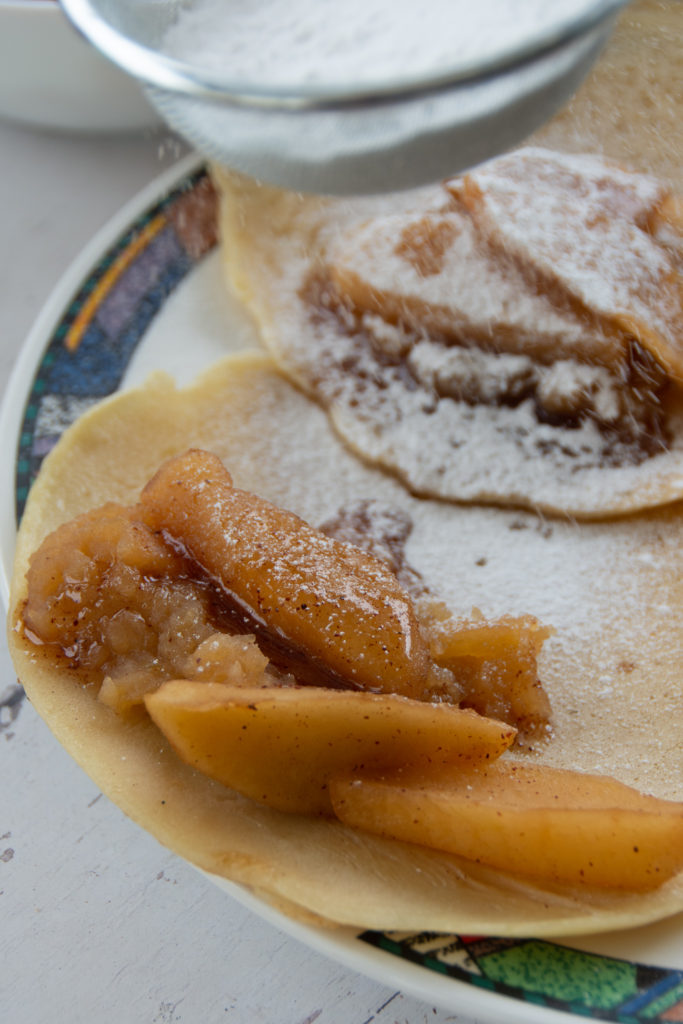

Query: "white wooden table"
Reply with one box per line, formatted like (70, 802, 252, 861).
(0, 118, 483, 1024)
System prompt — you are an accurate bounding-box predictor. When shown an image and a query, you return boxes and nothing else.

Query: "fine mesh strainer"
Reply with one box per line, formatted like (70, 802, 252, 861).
(59, 0, 629, 194)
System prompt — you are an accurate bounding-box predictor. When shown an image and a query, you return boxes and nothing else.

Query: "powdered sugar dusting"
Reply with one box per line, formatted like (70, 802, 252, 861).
(215, 146, 683, 518)
(450, 148, 682, 373)
(404, 498, 683, 798)
(314, 319, 681, 515)
(331, 207, 615, 363)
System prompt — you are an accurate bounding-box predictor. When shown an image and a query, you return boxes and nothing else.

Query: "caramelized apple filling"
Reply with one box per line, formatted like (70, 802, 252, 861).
(23, 504, 217, 692)
(19, 448, 683, 891)
(19, 449, 550, 736)
(423, 605, 552, 740)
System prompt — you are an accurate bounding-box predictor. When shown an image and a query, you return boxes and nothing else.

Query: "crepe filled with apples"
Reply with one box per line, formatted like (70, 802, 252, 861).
(8, 352, 683, 934)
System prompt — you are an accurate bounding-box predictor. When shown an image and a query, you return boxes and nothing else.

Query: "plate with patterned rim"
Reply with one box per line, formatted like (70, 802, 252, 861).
(1, 154, 682, 1024)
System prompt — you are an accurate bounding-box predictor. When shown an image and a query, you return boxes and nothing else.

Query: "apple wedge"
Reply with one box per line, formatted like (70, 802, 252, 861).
(329, 762, 683, 890)
(144, 681, 516, 815)
(139, 449, 432, 699)
(425, 610, 551, 734)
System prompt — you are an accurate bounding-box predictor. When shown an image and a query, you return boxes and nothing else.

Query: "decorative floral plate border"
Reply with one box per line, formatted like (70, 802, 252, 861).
(8, 158, 683, 1024)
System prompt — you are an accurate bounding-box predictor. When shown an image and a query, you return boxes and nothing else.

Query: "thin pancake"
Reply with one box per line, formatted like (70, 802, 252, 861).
(8, 353, 683, 934)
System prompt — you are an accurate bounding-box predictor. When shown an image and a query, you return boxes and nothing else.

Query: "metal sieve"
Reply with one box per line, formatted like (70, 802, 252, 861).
(58, 0, 629, 194)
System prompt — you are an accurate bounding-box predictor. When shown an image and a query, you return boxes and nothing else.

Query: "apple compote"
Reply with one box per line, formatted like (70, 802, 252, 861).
(17, 449, 551, 735)
(22, 502, 221, 713)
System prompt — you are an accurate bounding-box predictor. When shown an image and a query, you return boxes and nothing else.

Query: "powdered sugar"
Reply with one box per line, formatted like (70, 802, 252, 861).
(449, 148, 682, 373)
(331, 207, 615, 364)
(216, 147, 683, 518)
(324, 354, 678, 515)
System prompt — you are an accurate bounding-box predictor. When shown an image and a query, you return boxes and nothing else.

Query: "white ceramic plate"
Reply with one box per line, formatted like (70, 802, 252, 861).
(2, 155, 682, 1024)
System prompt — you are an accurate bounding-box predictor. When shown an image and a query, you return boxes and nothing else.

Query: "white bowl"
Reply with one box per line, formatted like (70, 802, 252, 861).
(0, 0, 160, 133)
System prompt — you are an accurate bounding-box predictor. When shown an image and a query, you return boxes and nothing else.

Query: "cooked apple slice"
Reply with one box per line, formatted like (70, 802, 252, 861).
(139, 449, 432, 699)
(144, 682, 516, 815)
(424, 609, 551, 735)
(329, 762, 683, 890)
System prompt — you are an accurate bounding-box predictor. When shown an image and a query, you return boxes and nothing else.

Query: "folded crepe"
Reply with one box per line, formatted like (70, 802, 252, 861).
(213, 145, 683, 518)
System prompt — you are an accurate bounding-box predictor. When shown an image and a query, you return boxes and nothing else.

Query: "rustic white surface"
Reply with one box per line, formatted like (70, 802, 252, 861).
(0, 119, 482, 1024)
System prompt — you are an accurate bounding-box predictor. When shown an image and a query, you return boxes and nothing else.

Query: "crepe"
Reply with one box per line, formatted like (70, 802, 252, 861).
(213, 153, 683, 518)
(8, 352, 683, 935)
(212, 1, 683, 519)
